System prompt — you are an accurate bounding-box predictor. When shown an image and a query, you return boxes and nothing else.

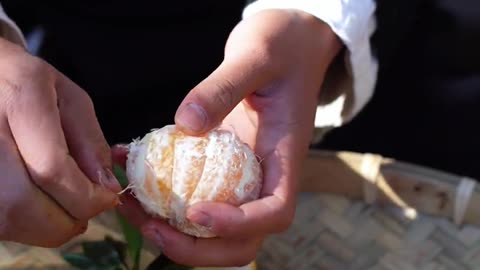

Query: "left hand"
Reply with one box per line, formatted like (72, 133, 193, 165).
(115, 9, 341, 267)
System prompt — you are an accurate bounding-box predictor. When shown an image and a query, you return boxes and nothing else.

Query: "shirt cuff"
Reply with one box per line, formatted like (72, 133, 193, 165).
(0, 4, 26, 47)
(242, 0, 378, 129)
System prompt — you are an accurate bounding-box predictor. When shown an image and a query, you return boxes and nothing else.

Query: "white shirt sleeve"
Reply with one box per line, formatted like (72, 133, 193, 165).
(0, 3, 26, 47)
(242, 0, 378, 130)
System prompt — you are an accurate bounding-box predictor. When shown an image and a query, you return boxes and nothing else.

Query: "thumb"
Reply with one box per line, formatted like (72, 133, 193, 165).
(174, 55, 273, 135)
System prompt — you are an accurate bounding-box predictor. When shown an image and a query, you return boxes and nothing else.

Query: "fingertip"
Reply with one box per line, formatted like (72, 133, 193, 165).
(174, 102, 209, 135)
(187, 202, 245, 237)
(99, 167, 122, 193)
(90, 183, 120, 215)
(111, 143, 129, 169)
(112, 143, 129, 154)
(186, 209, 213, 228)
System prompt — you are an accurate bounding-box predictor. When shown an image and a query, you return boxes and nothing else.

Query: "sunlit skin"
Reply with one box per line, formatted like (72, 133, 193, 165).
(0, 5, 341, 265)
(114, 9, 342, 267)
(0, 38, 119, 247)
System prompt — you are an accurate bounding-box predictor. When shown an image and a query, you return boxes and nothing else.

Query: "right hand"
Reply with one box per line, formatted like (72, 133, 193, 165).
(0, 38, 120, 247)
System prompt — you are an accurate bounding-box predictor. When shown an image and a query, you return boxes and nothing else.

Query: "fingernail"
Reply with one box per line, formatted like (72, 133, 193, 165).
(101, 168, 122, 192)
(176, 103, 207, 133)
(188, 210, 212, 228)
(144, 227, 165, 249)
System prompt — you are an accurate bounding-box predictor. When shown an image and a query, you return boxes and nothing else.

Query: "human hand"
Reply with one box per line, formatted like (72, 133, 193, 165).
(116, 9, 341, 267)
(0, 38, 120, 247)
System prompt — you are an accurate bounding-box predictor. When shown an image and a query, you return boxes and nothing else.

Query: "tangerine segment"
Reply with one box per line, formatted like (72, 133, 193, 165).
(170, 134, 208, 222)
(189, 130, 247, 206)
(146, 125, 176, 218)
(127, 125, 263, 238)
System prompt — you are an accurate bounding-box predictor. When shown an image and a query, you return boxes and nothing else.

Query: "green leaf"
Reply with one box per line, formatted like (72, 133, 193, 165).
(113, 164, 129, 189)
(113, 165, 143, 270)
(104, 236, 128, 268)
(62, 253, 95, 269)
(81, 240, 123, 267)
(117, 212, 143, 270)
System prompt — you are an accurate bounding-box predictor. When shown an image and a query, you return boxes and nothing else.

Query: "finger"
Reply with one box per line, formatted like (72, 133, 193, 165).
(56, 71, 121, 192)
(111, 143, 129, 170)
(174, 50, 275, 135)
(187, 145, 296, 237)
(116, 194, 151, 229)
(6, 68, 118, 221)
(141, 220, 262, 267)
(187, 195, 292, 238)
(0, 130, 86, 248)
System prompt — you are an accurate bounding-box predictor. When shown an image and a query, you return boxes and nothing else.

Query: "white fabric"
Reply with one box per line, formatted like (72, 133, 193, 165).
(0, 1, 379, 128)
(0, 4, 26, 47)
(243, 0, 378, 127)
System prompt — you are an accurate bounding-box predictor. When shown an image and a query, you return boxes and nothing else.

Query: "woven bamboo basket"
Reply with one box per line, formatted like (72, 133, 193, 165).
(1, 149, 479, 270)
(257, 150, 480, 270)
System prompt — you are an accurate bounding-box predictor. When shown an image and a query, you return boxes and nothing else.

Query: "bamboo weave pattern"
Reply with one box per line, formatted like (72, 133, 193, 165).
(256, 193, 480, 270)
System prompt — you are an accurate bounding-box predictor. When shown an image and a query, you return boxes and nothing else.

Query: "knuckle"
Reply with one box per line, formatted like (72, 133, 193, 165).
(26, 57, 49, 75)
(31, 155, 66, 188)
(0, 56, 54, 109)
(34, 170, 60, 188)
(250, 41, 276, 67)
(250, 42, 282, 75)
(0, 77, 23, 109)
(58, 85, 94, 111)
(16, 56, 52, 83)
(76, 88, 95, 108)
(257, 42, 275, 63)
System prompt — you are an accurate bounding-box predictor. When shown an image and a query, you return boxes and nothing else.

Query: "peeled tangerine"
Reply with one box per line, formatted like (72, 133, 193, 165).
(126, 125, 263, 238)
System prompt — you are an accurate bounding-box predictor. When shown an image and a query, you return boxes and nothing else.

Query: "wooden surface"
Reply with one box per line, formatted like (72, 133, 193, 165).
(299, 150, 480, 226)
(1, 149, 479, 270)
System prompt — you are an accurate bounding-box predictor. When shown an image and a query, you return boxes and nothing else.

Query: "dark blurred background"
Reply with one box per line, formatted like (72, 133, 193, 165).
(1, 0, 246, 144)
(2, 0, 479, 180)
